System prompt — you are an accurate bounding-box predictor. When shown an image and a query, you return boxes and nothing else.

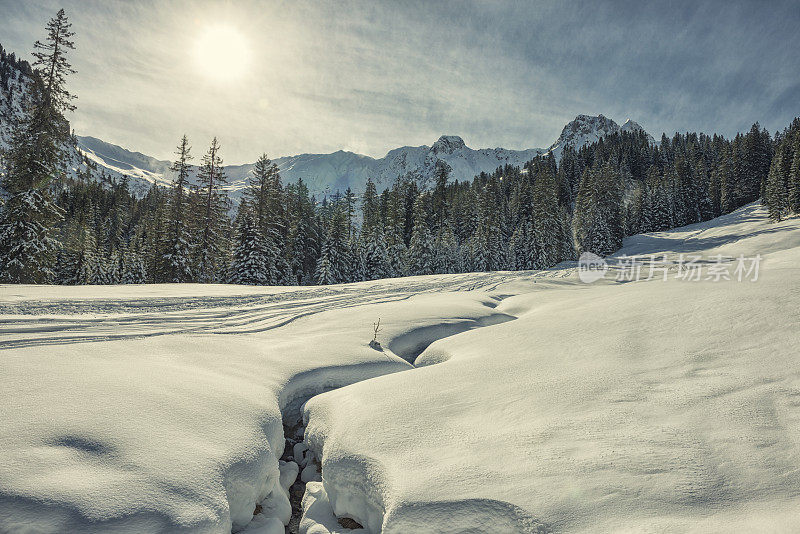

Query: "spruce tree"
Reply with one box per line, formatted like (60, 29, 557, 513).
(194, 137, 230, 282)
(229, 205, 274, 285)
(532, 171, 561, 268)
(406, 194, 435, 275)
(431, 160, 451, 232)
(287, 178, 319, 284)
(161, 135, 194, 282)
(361, 178, 390, 280)
(788, 137, 800, 214)
(765, 149, 789, 221)
(315, 231, 336, 285)
(0, 9, 75, 282)
(246, 154, 289, 283)
(121, 234, 147, 284)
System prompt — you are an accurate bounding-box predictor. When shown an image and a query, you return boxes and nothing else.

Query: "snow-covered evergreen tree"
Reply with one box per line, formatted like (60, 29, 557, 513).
(244, 153, 290, 283)
(228, 206, 275, 285)
(406, 194, 435, 275)
(0, 9, 75, 282)
(532, 171, 561, 268)
(121, 238, 147, 284)
(765, 147, 789, 221)
(193, 137, 230, 282)
(787, 136, 800, 214)
(314, 232, 336, 285)
(161, 135, 194, 282)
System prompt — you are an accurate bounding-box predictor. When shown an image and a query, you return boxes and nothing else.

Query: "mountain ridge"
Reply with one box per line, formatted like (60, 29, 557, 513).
(3, 41, 652, 200)
(76, 113, 653, 199)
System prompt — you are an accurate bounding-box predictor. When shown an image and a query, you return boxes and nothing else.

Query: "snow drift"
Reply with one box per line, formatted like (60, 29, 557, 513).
(302, 203, 800, 533)
(2, 203, 799, 533)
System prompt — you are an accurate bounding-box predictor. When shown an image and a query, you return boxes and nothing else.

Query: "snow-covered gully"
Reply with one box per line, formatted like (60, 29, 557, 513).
(240, 301, 521, 534)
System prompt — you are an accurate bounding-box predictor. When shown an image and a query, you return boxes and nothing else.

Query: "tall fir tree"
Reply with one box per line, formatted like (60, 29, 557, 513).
(0, 9, 75, 282)
(406, 194, 435, 275)
(193, 137, 230, 282)
(228, 204, 275, 285)
(161, 135, 194, 282)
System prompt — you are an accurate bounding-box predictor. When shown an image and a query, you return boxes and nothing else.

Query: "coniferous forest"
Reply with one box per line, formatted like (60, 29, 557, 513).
(2, 10, 800, 286)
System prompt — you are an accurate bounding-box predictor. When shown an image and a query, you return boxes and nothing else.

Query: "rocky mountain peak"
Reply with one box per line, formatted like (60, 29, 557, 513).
(431, 135, 466, 155)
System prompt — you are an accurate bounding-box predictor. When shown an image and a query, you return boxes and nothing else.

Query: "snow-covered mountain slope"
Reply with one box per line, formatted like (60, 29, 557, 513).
(76, 134, 545, 198)
(546, 114, 656, 159)
(2, 203, 799, 533)
(73, 113, 654, 197)
(0, 47, 102, 192)
(0, 47, 31, 152)
(77, 135, 173, 187)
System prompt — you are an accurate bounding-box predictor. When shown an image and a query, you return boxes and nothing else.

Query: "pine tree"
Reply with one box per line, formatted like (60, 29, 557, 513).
(0, 9, 75, 282)
(287, 178, 318, 284)
(194, 137, 230, 282)
(121, 235, 147, 284)
(721, 140, 740, 213)
(788, 136, 800, 214)
(384, 180, 407, 277)
(406, 194, 435, 275)
(246, 154, 289, 283)
(360, 178, 390, 280)
(532, 171, 561, 268)
(315, 231, 336, 285)
(765, 149, 789, 221)
(161, 135, 194, 282)
(228, 205, 274, 285)
(431, 160, 451, 232)
(433, 220, 459, 274)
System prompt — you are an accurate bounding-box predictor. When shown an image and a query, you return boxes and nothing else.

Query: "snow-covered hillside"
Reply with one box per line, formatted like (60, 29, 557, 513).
(1, 202, 799, 533)
(0, 47, 31, 152)
(0, 46, 100, 192)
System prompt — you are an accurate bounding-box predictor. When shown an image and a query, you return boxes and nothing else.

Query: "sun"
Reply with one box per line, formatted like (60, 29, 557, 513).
(194, 25, 250, 82)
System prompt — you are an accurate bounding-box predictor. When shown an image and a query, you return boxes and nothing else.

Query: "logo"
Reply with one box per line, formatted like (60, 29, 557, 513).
(578, 252, 608, 283)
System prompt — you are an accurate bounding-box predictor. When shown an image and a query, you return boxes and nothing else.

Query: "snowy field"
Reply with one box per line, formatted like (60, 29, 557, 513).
(2, 202, 800, 533)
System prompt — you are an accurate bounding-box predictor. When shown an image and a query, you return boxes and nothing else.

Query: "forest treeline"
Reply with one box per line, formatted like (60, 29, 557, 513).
(2, 10, 800, 285)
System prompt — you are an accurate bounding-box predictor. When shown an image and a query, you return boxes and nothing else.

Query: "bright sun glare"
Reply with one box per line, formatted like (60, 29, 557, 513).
(195, 25, 249, 82)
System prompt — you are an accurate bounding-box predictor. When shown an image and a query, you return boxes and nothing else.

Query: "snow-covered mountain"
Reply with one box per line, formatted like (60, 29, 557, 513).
(546, 114, 656, 160)
(74, 115, 655, 198)
(77, 134, 546, 198)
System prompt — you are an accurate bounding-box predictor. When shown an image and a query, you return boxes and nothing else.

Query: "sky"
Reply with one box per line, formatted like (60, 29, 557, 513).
(1, 0, 799, 164)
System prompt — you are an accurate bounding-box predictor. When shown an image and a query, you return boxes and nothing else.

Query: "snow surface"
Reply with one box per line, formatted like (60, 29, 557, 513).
(0, 272, 518, 533)
(302, 203, 800, 533)
(3, 202, 797, 533)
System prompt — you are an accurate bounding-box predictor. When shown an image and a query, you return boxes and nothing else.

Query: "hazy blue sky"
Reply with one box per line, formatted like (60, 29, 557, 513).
(2, 0, 799, 163)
